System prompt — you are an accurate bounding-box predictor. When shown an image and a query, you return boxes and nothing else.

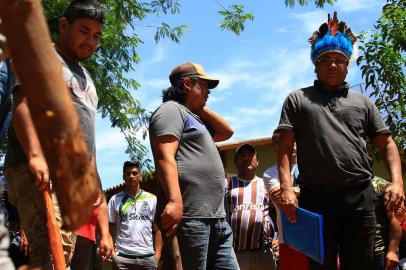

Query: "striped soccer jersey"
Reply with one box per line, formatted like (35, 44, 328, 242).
(226, 175, 276, 251)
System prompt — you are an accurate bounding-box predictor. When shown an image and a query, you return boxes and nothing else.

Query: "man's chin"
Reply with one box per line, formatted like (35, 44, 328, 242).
(76, 53, 93, 61)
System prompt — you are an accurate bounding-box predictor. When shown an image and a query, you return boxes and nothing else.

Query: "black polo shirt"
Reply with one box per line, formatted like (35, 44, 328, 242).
(278, 80, 389, 191)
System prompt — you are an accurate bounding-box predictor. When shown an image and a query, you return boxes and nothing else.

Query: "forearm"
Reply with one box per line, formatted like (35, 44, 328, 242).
(382, 141, 403, 186)
(13, 89, 44, 160)
(387, 215, 402, 254)
(96, 197, 110, 238)
(198, 107, 233, 142)
(153, 224, 163, 259)
(278, 159, 293, 191)
(157, 158, 182, 204)
(269, 186, 282, 208)
(278, 135, 294, 192)
(374, 135, 403, 186)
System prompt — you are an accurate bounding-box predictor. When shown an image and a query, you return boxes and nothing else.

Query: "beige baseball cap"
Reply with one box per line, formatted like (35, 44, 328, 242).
(169, 62, 219, 89)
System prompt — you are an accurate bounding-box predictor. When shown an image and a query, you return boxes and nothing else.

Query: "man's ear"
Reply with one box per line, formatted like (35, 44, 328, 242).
(58, 17, 68, 35)
(183, 77, 193, 92)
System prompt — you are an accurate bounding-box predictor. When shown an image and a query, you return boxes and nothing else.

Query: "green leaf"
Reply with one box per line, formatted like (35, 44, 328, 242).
(218, 4, 254, 36)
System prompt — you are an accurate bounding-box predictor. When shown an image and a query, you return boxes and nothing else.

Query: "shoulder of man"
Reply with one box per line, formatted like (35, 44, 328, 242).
(139, 190, 157, 200)
(263, 165, 278, 179)
(255, 176, 270, 194)
(81, 65, 95, 81)
(347, 88, 371, 101)
(150, 101, 181, 118)
(292, 85, 314, 96)
(281, 86, 313, 108)
(109, 191, 125, 202)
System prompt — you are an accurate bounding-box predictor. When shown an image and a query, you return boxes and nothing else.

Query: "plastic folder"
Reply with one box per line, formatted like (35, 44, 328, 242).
(281, 207, 324, 263)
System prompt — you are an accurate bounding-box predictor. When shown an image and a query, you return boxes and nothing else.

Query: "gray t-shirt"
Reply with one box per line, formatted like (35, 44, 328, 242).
(149, 101, 226, 218)
(278, 80, 389, 191)
(6, 49, 98, 167)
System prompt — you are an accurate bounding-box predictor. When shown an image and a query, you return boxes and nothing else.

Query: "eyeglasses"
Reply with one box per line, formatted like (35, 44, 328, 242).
(317, 57, 348, 66)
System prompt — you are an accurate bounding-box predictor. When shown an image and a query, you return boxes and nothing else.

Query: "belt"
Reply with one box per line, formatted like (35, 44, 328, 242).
(301, 180, 370, 193)
(117, 252, 154, 259)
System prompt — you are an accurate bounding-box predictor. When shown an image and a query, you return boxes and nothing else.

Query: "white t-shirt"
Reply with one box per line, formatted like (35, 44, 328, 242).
(108, 190, 157, 256)
(263, 164, 298, 242)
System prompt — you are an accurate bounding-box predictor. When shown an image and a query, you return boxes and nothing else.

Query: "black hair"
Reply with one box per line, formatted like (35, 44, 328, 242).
(63, 0, 104, 25)
(161, 77, 198, 104)
(123, 161, 141, 174)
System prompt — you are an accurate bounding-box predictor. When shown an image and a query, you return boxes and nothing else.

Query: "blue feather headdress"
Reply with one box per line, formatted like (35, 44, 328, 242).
(309, 12, 357, 64)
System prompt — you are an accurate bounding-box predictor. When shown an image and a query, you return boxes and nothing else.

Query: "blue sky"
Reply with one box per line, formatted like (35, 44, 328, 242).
(96, 0, 385, 189)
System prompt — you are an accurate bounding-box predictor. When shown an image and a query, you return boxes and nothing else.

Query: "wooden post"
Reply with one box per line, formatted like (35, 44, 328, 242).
(0, 0, 99, 230)
(44, 190, 66, 270)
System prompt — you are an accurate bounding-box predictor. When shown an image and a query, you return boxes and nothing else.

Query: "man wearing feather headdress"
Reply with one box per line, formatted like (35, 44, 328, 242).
(276, 12, 404, 270)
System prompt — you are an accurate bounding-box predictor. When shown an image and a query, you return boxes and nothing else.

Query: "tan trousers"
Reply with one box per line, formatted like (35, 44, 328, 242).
(6, 164, 76, 269)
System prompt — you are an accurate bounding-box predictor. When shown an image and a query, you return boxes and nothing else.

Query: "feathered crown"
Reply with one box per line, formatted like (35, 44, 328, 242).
(309, 12, 357, 64)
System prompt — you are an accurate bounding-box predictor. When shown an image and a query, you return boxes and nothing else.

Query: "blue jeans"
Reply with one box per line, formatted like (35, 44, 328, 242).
(176, 218, 239, 270)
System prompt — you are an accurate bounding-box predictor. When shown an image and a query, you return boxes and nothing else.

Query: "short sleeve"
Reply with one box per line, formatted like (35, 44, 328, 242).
(278, 92, 300, 131)
(263, 165, 280, 193)
(151, 196, 157, 223)
(149, 101, 185, 140)
(13, 70, 21, 89)
(365, 98, 390, 138)
(107, 196, 116, 224)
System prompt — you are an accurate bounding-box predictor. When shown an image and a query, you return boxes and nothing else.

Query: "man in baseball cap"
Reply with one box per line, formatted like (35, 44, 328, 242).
(226, 143, 278, 269)
(149, 62, 238, 269)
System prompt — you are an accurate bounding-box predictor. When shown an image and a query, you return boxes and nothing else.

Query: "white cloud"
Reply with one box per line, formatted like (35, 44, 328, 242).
(275, 27, 289, 33)
(95, 125, 126, 151)
(207, 95, 226, 104)
(334, 0, 382, 12)
(198, 47, 318, 142)
(293, 11, 326, 36)
(208, 48, 313, 98)
(151, 45, 164, 63)
(140, 78, 168, 90)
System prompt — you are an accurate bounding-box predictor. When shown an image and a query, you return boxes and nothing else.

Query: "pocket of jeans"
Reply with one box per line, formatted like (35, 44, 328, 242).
(224, 219, 232, 234)
(178, 219, 207, 236)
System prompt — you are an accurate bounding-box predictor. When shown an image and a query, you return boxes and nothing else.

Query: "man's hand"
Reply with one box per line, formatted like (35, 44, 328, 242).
(384, 183, 405, 213)
(271, 239, 279, 259)
(160, 201, 183, 237)
(395, 207, 406, 224)
(28, 155, 49, 192)
(280, 188, 298, 222)
(19, 227, 29, 256)
(385, 250, 399, 270)
(99, 233, 114, 261)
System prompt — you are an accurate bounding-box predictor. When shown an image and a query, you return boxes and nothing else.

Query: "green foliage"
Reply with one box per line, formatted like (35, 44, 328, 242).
(154, 23, 188, 43)
(284, 0, 335, 8)
(357, 0, 406, 151)
(41, 0, 187, 171)
(217, 4, 254, 35)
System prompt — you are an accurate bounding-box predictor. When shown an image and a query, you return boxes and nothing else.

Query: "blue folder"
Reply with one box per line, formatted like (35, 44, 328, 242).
(281, 207, 324, 263)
